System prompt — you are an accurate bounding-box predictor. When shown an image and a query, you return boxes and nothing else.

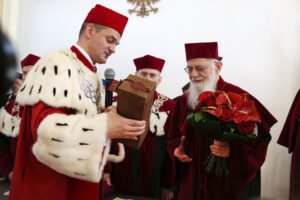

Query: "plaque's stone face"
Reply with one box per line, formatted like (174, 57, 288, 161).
(116, 74, 156, 149)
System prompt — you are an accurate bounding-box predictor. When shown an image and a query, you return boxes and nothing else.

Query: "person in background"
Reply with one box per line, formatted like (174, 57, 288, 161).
(277, 89, 300, 200)
(0, 54, 40, 182)
(111, 54, 175, 199)
(163, 42, 277, 200)
(9, 4, 146, 200)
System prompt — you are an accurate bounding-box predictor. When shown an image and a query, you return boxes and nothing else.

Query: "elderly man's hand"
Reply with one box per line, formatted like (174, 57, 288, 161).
(161, 188, 174, 200)
(103, 173, 111, 186)
(210, 140, 230, 158)
(106, 106, 146, 140)
(174, 136, 192, 162)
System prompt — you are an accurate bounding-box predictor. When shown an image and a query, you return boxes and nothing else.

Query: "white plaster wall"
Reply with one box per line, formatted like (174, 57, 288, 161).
(3, 0, 300, 199)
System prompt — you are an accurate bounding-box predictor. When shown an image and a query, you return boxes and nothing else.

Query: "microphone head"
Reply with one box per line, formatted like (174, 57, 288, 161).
(104, 68, 115, 80)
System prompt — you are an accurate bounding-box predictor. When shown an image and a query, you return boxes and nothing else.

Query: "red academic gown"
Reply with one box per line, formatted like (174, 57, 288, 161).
(9, 46, 104, 200)
(112, 91, 175, 198)
(0, 99, 20, 178)
(163, 77, 277, 200)
(277, 89, 300, 200)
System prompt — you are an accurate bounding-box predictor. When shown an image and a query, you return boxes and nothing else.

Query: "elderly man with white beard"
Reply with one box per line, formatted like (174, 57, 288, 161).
(162, 42, 277, 200)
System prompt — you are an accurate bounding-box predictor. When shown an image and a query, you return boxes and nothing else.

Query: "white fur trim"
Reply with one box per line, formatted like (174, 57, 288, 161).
(149, 112, 168, 136)
(32, 112, 109, 183)
(0, 107, 20, 137)
(107, 143, 125, 163)
(16, 49, 104, 116)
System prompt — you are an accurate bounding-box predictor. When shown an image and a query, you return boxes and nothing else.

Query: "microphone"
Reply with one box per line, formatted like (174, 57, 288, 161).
(104, 68, 115, 107)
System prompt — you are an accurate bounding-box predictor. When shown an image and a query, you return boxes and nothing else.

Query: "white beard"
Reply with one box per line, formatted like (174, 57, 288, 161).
(187, 70, 218, 110)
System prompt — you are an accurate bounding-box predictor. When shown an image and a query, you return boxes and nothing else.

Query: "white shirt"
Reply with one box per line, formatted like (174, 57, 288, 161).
(74, 44, 94, 68)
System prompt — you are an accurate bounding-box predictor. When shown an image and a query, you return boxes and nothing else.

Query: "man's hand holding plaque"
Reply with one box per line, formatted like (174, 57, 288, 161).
(114, 74, 156, 149)
(106, 106, 146, 140)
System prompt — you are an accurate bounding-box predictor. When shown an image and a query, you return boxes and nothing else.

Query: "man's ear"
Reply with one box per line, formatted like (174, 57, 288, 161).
(85, 24, 95, 39)
(215, 61, 222, 75)
(157, 76, 162, 86)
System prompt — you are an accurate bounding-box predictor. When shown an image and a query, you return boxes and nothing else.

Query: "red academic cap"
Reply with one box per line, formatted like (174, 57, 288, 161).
(134, 55, 165, 73)
(185, 42, 219, 61)
(84, 4, 128, 36)
(21, 54, 40, 68)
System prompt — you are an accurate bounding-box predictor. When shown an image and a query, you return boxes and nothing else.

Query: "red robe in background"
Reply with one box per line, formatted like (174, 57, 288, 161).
(277, 89, 300, 200)
(163, 77, 277, 200)
(112, 91, 175, 198)
(0, 99, 21, 178)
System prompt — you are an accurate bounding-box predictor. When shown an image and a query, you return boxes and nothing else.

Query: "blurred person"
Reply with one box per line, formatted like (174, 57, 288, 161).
(0, 54, 39, 182)
(0, 31, 17, 106)
(278, 89, 300, 200)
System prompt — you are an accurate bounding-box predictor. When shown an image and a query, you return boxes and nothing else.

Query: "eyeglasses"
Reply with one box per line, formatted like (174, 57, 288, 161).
(184, 63, 211, 74)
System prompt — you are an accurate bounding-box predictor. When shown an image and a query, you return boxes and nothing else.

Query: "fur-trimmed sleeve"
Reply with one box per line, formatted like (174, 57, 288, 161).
(32, 110, 110, 183)
(16, 49, 100, 116)
(0, 107, 20, 137)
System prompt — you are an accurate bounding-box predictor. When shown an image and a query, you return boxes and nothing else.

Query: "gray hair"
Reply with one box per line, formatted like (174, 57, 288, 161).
(79, 23, 108, 37)
(211, 58, 219, 64)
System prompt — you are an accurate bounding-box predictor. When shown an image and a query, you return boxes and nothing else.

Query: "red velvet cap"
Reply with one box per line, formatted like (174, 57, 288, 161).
(84, 4, 128, 36)
(185, 42, 219, 61)
(21, 54, 40, 68)
(134, 55, 165, 73)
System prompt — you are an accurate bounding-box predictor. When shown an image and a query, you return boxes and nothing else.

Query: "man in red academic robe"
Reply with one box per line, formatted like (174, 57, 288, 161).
(112, 55, 175, 198)
(163, 42, 277, 200)
(277, 89, 300, 200)
(8, 4, 146, 200)
(0, 54, 40, 181)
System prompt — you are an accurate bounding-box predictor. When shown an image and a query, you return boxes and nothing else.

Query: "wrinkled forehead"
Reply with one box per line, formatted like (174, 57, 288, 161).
(137, 68, 161, 75)
(187, 58, 212, 67)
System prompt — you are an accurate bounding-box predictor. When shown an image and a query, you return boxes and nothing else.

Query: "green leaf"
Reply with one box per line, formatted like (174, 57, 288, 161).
(194, 112, 203, 122)
(186, 113, 201, 127)
(194, 111, 204, 122)
(245, 133, 258, 139)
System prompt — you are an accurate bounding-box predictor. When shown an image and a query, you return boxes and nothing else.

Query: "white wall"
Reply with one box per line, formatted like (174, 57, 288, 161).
(4, 0, 300, 199)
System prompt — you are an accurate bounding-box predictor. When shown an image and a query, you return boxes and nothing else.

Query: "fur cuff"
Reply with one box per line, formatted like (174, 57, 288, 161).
(149, 112, 168, 136)
(0, 107, 20, 137)
(107, 143, 125, 163)
(33, 112, 109, 182)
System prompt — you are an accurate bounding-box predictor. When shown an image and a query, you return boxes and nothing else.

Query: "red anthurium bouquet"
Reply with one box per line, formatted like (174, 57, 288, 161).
(186, 90, 261, 176)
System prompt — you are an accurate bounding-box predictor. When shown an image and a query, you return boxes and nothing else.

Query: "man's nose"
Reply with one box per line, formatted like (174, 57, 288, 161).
(144, 74, 151, 80)
(190, 68, 200, 78)
(109, 45, 116, 54)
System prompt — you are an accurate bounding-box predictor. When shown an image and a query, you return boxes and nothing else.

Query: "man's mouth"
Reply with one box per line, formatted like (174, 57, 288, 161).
(192, 77, 205, 82)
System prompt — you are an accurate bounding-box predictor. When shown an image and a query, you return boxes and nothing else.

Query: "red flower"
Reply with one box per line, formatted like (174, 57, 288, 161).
(198, 91, 214, 103)
(203, 106, 221, 118)
(233, 100, 261, 123)
(216, 92, 243, 108)
(195, 91, 216, 111)
(229, 92, 243, 104)
(237, 122, 255, 134)
(219, 107, 234, 122)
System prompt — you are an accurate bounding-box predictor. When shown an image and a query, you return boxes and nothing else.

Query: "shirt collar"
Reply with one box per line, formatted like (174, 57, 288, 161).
(71, 45, 97, 72)
(74, 44, 94, 66)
